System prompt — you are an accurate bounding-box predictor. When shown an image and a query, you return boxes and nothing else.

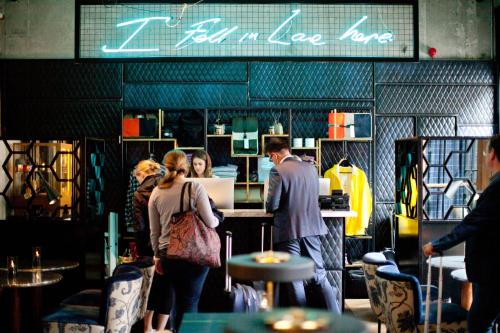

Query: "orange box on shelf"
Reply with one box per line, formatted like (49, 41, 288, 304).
(123, 118, 140, 137)
(328, 111, 344, 139)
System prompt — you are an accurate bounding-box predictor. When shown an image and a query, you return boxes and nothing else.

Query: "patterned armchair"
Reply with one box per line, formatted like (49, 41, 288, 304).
(375, 265, 467, 333)
(362, 252, 398, 333)
(43, 268, 143, 333)
(60, 259, 155, 323)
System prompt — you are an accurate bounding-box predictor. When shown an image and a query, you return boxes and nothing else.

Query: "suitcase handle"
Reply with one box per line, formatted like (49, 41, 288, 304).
(424, 253, 444, 333)
(225, 231, 232, 292)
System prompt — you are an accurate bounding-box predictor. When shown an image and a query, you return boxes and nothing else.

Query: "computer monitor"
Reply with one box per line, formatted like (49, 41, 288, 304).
(185, 178, 234, 209)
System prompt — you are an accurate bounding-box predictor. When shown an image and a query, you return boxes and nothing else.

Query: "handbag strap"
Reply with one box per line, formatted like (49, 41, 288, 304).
(179, 182, 193, 213)
(180, 182, 191, 214)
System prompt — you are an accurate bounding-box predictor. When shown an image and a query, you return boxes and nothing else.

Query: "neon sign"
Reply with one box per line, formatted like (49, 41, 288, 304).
(79, 3, 415, 59)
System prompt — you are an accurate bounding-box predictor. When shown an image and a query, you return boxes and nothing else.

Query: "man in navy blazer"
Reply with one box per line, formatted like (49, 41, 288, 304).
(265, 139, 340, 313)
(424, 135, 500, 333)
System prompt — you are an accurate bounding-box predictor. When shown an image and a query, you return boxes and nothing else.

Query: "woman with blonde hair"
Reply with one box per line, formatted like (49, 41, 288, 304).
(149, 150, 219, 331)
(132, 159, 172, 333)
(189, 149, 213, 178)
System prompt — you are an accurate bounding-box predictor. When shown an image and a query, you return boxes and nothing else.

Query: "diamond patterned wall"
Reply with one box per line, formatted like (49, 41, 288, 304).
(375, 61, 494, 84)
(347, 142, 371, 183)
(125, 62, 247, 83)
(376, 116, 415, 202)
(375, 203, 394, 251)
(124, 83, 248, 109)
(250, 62, 373, 99)
(4, 61, 122, 99)
(418, 117, 456, 136)
(458, 126, 494, 136)
(326, 270, 343, 307)
(376, 85, 493, 124)
(250, 100, 373, 109)
(320, 218, 343, 270)
(4, 101, 121, 138)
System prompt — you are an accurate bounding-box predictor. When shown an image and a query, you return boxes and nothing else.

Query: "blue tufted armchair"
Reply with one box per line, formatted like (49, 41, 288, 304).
(43, 267, 143, 333)
(362, 252, 399, 333)
(375, 265, 467, 333)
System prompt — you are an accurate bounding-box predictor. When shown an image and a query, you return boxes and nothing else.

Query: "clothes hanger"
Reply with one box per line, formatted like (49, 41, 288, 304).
(339, 154, 352, 167)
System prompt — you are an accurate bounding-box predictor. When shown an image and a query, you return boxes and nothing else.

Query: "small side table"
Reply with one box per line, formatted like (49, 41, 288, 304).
(450, 269, 472, 310)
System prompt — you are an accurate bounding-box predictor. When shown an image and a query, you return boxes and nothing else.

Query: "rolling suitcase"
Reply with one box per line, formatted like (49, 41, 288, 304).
(224, 230, 259, 312)
(424, 254, 443, 333)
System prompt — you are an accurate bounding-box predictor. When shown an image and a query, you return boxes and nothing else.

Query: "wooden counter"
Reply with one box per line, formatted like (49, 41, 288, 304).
(220, 209, 357, 218)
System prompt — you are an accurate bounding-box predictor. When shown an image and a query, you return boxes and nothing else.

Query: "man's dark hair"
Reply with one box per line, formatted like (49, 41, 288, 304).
(265, 138, 290, 154)
(489, 134, 500, 162)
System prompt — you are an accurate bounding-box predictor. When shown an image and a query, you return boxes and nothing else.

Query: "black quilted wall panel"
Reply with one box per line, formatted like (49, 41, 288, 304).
(375, 203, 394, 251)
(123, 83, 248, 109)
(375, 61, 494, 84)
(376, 85, 494, 124)
(250, 62, 373, 99)
(5, 101, 121, 138)
(125, 62, 247, 82)
(326, 270, 343, 307)
(320, 217, 343, 271)
(250, 100, 373, 109)
(346, 142, 371, 183)
(376, 116, 415, 202)
(4, 61, 122, 100)
(417, 117, 456, 137)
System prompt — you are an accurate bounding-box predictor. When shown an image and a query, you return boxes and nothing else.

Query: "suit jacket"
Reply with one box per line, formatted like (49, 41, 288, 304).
(266, 156, 328, 243)
(432, 172, 500, 285)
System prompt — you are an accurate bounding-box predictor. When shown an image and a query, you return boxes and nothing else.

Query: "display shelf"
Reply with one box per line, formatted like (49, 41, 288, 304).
(177, 147, 205, 150)
(319, 138, 372, 142)
(206, 134, 232, 138)
(123, 138, 176, 142)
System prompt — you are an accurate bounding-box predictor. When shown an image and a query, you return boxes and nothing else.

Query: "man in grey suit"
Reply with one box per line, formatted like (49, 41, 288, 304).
(265, 139, 340, 313)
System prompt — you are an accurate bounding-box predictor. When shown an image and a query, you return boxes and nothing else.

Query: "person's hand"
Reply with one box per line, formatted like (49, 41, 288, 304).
(422, 242, 434, 257)
(154, 256, 164, 275)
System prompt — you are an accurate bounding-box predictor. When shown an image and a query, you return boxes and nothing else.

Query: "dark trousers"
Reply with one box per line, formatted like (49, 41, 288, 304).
(275, 236, 340, 314)
(468, 283, 500, 333)
(160, 257, 209, 331)
(146, 271, 173, 315)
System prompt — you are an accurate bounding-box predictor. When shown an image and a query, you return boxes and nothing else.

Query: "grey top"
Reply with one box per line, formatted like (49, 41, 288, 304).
(148, 178, 219, 257)
(266, 156, 327, 243)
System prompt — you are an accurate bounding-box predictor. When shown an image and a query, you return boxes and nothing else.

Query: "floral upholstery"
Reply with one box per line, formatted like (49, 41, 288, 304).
(43, 269, 143, 333)
(362, 252, 398, 323)
(119, 259, 155, 321)
(61, 260, 154, 324)
(375, 265, 467, 333)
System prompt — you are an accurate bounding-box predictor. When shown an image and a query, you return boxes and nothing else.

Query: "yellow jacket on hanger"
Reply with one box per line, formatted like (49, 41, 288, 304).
(324, 164, 372, 236)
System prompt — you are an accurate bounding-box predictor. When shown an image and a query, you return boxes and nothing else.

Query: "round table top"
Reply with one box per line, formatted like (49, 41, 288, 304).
(426, 256, 465, 270)
(0, 259, 79, 272)
(224, 309, 368, 333)
(0, 271, 63, 288)
(228, 253, 314, 282)
(451, 269, 468, 282)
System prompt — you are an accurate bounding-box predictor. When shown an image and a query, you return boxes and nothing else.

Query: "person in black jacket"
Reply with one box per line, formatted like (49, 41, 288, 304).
(423, 135, 500, 333)
(133, 159, 172, 333)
